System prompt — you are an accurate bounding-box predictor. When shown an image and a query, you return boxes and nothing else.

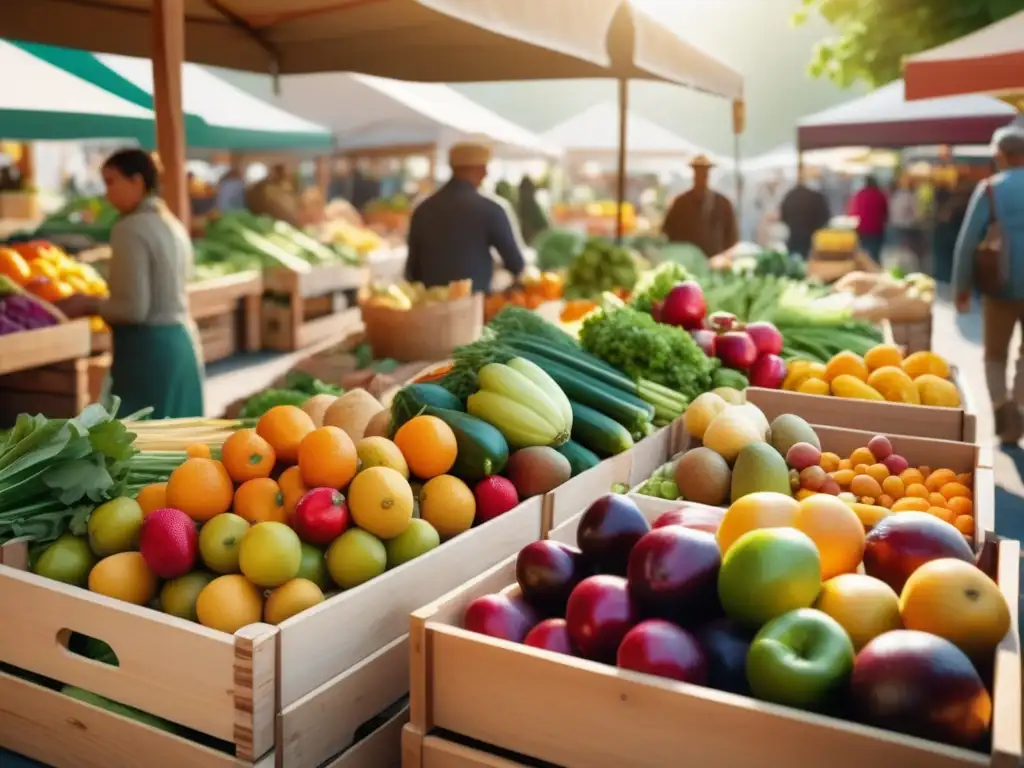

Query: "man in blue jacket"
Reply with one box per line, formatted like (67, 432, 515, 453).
(953, 126, 1024, 443)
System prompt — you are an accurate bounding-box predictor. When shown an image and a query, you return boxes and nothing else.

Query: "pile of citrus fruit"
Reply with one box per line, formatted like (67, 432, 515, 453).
(33, 403, 522, 634)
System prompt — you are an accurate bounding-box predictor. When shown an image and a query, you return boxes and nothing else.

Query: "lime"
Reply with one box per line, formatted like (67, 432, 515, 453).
(296, 543, 329, 590)
(264, 578, 325, 625)
(34, 535, 96, 587)
(326, 529, 386, 589)
(239, 522, 302, 588)
(385, 519, 440, 569)
(199, 513, 250, 574)
(87, 497, 145, 556)
(160, 571, 216, 621)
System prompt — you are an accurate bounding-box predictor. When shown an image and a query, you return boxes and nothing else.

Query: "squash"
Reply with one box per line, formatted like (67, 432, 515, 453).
(830, 374, 885, 401)
(322, 389, 383, 442)
(866, 367, 920, 405)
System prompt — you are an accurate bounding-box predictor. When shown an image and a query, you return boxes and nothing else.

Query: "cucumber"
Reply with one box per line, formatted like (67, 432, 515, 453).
(569, 400, 634, 457)
(422, 406, 509, 482)
(391, 384, 464, 430)
(501, 335, 638, 393)
(556, 440, 601, 477)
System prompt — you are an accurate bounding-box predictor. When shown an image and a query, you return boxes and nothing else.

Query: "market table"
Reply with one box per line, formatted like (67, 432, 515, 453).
(0, 319, 92, 424)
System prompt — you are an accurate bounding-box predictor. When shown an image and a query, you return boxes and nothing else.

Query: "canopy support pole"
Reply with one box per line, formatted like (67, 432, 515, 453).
(732, 99, 745, 236)
(615, 77, 629, 244)
(152, 0, 188, 228)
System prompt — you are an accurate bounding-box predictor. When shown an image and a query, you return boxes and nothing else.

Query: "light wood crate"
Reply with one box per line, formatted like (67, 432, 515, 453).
(408, 521, 1020, 768)
(0, 318, 90, 376)
(0, 353, 109, 425)
(188, 271, 264, 363)
(402, 725, 536, 768)
(0, 496, 544, 768)
(261, 264, 368, 352)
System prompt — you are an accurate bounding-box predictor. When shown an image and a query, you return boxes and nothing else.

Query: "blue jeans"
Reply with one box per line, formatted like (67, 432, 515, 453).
(860, 234, 884, 263)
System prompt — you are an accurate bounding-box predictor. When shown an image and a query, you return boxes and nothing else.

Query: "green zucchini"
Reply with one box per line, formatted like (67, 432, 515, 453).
(501, 335, 638, 393)
(422, 406, 508, 482)
(569, 401, 634, 457)
(556, 440, 601, 477)
(391, 384, 464, 431)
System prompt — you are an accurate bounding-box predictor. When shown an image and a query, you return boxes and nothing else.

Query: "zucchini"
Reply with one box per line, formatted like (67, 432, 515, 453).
(519, 353, 653, 430)
(422, 406, 508, 482)
(569, 400, 634, 457)
(556, 440, 600, 477)
(467, 391, 565, 448)
(501, 335, 638, 393)
(391, 384, 463, 430)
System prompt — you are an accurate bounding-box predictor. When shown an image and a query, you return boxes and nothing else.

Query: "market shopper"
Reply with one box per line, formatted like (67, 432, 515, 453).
(55, 149, 204, 419)
(404, 142, 525, 294)
(848, 175, 889, 263)
(661, 155, 738, 257)
(779, 176, 831, 258)
(953, 127, 1024, 444)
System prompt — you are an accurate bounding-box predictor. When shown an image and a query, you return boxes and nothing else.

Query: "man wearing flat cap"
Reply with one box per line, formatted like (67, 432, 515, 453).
(662, 155, 738, 257)
(404, 141, 525, 294)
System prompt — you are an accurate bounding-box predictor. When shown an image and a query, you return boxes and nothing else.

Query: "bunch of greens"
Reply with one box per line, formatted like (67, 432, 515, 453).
(630, 262, 691, 314)
(485, 306, 579, 350)
(0, 399, 138, 546)
(239, 372, 344, 419)
(579, 306, 718, 402)
(564, 238, 642, 299)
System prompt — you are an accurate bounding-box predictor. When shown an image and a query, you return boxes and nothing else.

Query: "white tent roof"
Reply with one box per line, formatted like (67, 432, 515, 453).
(741, 143, 870, 173)
(254, 72, 561, 159)
(542, 102, 708, 158)
(910, 10, 1024, 64)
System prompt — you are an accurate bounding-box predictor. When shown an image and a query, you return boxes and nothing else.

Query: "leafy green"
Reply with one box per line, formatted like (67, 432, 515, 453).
(485, 306, 579, 350)
(630, 262, 691, 313)
(564, 238, 642, 299)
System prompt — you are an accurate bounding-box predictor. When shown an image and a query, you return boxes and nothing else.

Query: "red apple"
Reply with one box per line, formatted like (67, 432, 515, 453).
(463, 594, 538, 643)
(576, 494, 651, 576)
(744, 321, 784, 357)
(617, 620, 708, 684)
(291, 488, 349, 546)
(565, 575, 638, 662)
(862, 511, 975, 593)
(661, 281, 706, 330)
(851, 630, 992, 748)
(716, 331, 758, 370)
(652, 505, 725, 534)
(748, 353, 787, 389)
(627, 527, 721, 622)
(523, 618, 575, 656)
(515, 540, 588, 616)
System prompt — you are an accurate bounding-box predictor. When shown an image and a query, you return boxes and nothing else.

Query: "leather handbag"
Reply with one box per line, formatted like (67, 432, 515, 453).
(975, 182, 1005, 296)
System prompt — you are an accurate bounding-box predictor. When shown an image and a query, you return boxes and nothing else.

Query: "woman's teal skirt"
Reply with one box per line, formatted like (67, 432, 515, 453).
(110, 323, 205, 419)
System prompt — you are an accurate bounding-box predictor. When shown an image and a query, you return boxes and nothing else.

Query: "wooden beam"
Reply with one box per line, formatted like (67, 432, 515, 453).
(152, 0, 189, 227)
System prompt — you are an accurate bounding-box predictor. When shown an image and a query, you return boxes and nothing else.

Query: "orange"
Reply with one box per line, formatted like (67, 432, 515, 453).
(28, 258, 58, 281)
(135, 482, 168, 516)
(838, 459, 853, 470)
(899, 558, 1011, 659)
(925, 469, 957, 492)
(927, 506, 956, 525)
(940, 482, 971, 501)
(88, 552, 158, 605)
(234, 478, 288, 524)
(221, 428, 276, 484)
(863, 344, 904, 372)
(196, 575, 264, 634)
(854, 464, 870, 475)
(0, 248, 31, 284)
(905, 483, 929, 499)
(819, 452, 841, 472)
(278, 466, 309, 517)
(832, 469, 855, 488)
(947, 496, 974, 518)
(393, 415, 458, 479)
(881, 475, 904, 499)
(891, 497, 930, 513)
(865, 463, 889, 484)
(256, 405, 315, 464)
(850, 475, 882, 499)
(792, 494, 866, 580)
(186, 442, 212, 459)
(928, 492, 947, 509)
(166, 457, 234, 522)
(420, 475, 476, 538)
(955, 515, 975, 536)
(348, 466, 414, 540)
(815, 573, 902, 650)
(716, 492, 800, 555)
(298, 426, 358, 489)
(849, 447, 875, 466)
(899, 468, 925, 486)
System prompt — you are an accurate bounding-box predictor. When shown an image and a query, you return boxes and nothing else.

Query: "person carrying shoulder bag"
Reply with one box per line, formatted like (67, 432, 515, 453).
(953, 127, 1024, 443)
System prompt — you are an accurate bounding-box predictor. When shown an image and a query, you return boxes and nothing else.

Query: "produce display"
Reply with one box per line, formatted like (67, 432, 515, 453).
(563, 238, 642, 300)
(707, 246, 807, 280)
(31, 196, 119, 242)
(319, 218, 387, 256)
(484, 270, 564, 319)
(1, 240, 108, 305)
(834, 271, 936, 323)
(237, 371, 345, 419)
(534, 228, 587, 271)
(784, 347, 961, 407)
(0, 276, 62, 334)
(360, 279, 471, 311)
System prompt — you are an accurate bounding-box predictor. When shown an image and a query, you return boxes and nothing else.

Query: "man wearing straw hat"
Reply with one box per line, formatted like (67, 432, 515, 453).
(662, 154, 738, 258)
(405, 141, 525, 294)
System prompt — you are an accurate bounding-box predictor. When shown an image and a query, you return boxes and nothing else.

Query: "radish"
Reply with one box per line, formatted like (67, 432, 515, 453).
(745, 322, 784, 357)
(716, 331, 758, 370)
(661, 281, 706, 330)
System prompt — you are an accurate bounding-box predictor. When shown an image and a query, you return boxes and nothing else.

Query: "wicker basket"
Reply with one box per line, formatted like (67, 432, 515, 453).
(360, 292, 484, 362)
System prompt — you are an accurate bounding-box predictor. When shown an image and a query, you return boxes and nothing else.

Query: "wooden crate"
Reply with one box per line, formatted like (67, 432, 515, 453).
(0, 496, 544, 768)
(262, 264, 369, 352)
(746, 367, 978, 444)
(408, 524, 1020, 768)
(0, 353, 110, 425)
(189, 271, 264, 363)
(0, 318, 91, 376)
(402, 725, 542, 768)
(890, 315, 933, 354)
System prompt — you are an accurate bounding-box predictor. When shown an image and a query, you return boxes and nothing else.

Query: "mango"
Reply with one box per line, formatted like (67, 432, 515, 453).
(866, 366, 920, 404)
(825, 351, 869, 383)
(914, 374, 961, 408)
(731, 443, 793, 503)
(831, 375, 885, 401)
(902, 351, 951, 380)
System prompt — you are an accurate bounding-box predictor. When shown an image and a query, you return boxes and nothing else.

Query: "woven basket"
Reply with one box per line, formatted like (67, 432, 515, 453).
(360, 292, 483, 362)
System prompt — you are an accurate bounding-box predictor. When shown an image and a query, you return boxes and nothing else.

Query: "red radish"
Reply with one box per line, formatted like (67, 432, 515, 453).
(139, 508, 198, 579)
(474, 476, 520, 525)
(292, 488, 349, 546)
(744, 322, 784, 357)
(716, 331, 758, 370)
(651, 299, 665, 323)
(661, 282, 706, 330)
(706, 311, 738, 333)
(748, 353, 787, 388)
(690, 329, 716, 357)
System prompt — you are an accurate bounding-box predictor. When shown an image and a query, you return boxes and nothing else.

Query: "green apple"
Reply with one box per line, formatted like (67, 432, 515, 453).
(746, 608, 855, 711)
(718, 527, 821, 628)
(385, 518, 440, 568)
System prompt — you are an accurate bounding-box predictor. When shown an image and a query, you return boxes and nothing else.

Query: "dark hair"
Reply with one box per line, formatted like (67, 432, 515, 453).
(863, 175, 878, 188)
(103, 149, 159, 193)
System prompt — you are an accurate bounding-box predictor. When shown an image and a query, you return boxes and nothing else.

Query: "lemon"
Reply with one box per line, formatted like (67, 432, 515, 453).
(326, 529, 386, 589)
(160, 571, 216, 621)
(196, 575, 263, 634)
(87, 497, 144, 556)
(199, 513, 250, 574)
(238, 522, 301, 588)
(88, 552, 158, 605)
(34, 535, 96, 587)
(355, 437, 409, 478)
(264, 578, 325, 625)
(348, 466, 413, 540)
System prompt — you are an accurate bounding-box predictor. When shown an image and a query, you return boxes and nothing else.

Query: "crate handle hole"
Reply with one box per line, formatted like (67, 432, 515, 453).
(57, 629, 121, 668)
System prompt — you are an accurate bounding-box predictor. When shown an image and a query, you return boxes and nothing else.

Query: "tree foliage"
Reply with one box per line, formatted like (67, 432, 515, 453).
(794, 0, 1024, 88)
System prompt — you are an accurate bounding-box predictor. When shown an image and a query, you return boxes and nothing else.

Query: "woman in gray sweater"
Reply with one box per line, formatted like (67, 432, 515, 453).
(58, 149, 204, 418)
